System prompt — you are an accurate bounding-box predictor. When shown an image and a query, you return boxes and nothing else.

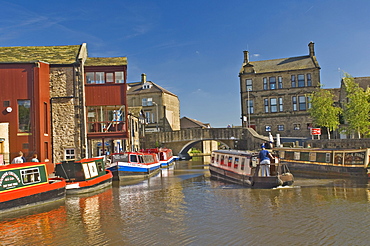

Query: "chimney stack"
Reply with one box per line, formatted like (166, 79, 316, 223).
(243, 51, 249, 63)
(141, 73, 146, 83)
(308, 42, 315, 57)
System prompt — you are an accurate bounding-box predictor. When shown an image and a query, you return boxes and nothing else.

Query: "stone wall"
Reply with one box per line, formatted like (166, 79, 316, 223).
(50, 67, 82, 163)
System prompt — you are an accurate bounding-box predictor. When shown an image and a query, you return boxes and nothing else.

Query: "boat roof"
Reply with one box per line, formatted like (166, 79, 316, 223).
(0, 162, 46, 170)
(274, 147, 370, 152)
(212, 149, 256, 156)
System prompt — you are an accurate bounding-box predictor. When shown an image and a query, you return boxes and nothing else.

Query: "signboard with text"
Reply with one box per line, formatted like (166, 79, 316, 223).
(310, 128, 321, 135)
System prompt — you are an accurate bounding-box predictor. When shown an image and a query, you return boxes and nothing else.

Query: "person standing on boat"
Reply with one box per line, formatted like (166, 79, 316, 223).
(259, 144, 274, 176)
(11, 151, 24, 164)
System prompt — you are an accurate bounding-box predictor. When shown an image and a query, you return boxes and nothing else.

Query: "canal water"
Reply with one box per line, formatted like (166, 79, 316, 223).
(1, 158, 370, 246)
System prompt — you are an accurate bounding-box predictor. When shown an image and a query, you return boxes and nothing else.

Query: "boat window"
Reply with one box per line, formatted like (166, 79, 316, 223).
(216, 154, 219, 163)
(113, 154, 129, 162)
(211, 154, 215, 163)
(130, 155, 138, 163)
(334, 153, 343, 164)
(220, 155, 225, 165)
(21, 168, 41, 185)
(234, 157, 239, 169)
(138, 155, 144, 163)
(241, 158, 245, 170)
(97, 161, 104, 172)
(326, 153, 331, 163)
(228, 156, 232, 167)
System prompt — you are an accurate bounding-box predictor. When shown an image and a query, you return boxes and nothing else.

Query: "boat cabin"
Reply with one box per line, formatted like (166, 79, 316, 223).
(55, 157, 106, 181)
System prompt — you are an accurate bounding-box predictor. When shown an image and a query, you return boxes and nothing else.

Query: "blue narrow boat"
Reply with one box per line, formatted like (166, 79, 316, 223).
(106, 152, 161, 180)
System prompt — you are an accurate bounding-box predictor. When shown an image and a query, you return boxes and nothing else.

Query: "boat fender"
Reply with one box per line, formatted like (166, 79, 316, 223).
(277, 178, 283, 186)
(245, 179, 252, 186)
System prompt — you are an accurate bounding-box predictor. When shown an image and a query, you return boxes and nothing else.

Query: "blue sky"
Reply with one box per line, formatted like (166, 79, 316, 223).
(1, 0, 370, 127)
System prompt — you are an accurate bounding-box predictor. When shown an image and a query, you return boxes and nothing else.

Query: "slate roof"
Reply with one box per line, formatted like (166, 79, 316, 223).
(127, 81, 176, 97)
(85, 57, 127, 66)
(180, 116, 210, 129)
(0, 45, 82, 64)
(354, 77, 370, 90)
(244, 55, 320, 74)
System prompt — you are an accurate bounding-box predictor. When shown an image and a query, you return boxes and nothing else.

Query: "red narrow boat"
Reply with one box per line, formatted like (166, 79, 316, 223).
(55, 157, 112, 194)
(0, 162, 66, 212)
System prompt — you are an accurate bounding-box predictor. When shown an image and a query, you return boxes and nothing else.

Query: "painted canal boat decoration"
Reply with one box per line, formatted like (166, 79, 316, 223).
(274, 147, 370, 179)
(141, 148, 179, 168)
(209, 149, 294, 189)
(0, 162, 66, 212)
(106, 152, 161, 180)
(55, 157, 113, 194)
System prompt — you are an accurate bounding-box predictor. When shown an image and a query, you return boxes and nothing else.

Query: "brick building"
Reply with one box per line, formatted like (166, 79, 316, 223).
(239, 42, 321, 138)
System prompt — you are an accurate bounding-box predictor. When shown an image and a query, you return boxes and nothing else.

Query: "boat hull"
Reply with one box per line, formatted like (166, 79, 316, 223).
(160, 156, 177, 168)
(65, 171, 113, 194)
(209, 165, 285, 189)
(283, 161, 368, 179)
(0, 178, 66, 212)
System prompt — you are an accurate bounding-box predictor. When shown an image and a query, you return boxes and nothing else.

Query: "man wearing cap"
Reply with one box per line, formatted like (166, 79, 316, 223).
(259, 144, 274, 176)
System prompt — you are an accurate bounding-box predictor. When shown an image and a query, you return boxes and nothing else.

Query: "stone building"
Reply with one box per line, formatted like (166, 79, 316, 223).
(127, 73, 180, 133)
(180, 116, 211, 129)
(239, 42, 321, 138)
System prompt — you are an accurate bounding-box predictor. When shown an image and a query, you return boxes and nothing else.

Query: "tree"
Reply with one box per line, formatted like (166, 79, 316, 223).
(308, 86, 342, 139)
(342, 76, 370, 138)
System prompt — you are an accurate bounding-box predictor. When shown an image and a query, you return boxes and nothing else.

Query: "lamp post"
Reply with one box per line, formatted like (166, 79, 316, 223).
(153, 102, 159, 132)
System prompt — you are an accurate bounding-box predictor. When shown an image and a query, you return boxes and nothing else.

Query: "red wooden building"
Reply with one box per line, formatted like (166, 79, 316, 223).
(0, 62, 51, 163)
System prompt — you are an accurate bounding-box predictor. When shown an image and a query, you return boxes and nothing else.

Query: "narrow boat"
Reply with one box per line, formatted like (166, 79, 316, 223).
(0, 162, 66, 212)
(274, 147, 370, 179)
(54, 157, 113, 194)
(106, 152, 161, 180)
(141, 148, 179, 168)
(209, 149, 294, 189)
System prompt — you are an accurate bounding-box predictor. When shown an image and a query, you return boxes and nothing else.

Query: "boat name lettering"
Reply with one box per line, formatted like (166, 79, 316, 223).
(0, 171, 21, 189)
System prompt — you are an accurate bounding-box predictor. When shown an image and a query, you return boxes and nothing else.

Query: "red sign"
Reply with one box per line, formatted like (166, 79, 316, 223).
(310, 128, 321, 135)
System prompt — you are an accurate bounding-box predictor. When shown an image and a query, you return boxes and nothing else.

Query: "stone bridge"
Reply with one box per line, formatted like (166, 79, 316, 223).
(142, 128, 269, 159)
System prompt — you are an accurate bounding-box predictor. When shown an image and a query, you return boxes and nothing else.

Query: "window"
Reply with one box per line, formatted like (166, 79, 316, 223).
(263, 78, 268, 90)
(264, 98, 269, 113)
(246, 100, 254, 114)
(115, 72, 124, 83)
(145, 112, 152, 123)
(298, 74, 305, 87)
(292, 96, 297, 111)
(142, 98, 153, 106)
(65, 148, 75, 160)
(270, 98, 277, 113)
(265, 125, 271, 132)
(298, 96, 306, 110)
(278, 125, 284, 131)
(307, 96, 312, 109)
(307, 73, 312, 86)
(246, 79, 252, 91)
(21, 168, 41, 185)
(86, 71, 124, 84)
(278, 76, 283, 89)
(291, 75, 296, 87)
(96, 72, 105, 84)
(106, 72, 114, 83)
(278, 97, 283, 112)
(18, 100, 31, 133)
(294, 124, 300, 130)
(269, 77, 276, 90)
(44, 102, 48, 134)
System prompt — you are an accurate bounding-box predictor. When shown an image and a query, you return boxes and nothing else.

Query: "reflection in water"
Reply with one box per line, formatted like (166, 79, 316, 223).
(1, 159, 370, 245)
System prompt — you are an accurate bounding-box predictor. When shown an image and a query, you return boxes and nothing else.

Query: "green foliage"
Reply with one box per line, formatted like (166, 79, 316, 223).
(308, 86, 342, 139)
(342, 76, 370, 138)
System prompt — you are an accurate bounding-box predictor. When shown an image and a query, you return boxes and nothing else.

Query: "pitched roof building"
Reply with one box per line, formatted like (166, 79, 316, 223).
(239, 42, 321, 139)
(127, 74, 180, 133)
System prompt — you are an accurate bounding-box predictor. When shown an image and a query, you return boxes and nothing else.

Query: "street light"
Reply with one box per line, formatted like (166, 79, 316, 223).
(153, 102, 159, 132)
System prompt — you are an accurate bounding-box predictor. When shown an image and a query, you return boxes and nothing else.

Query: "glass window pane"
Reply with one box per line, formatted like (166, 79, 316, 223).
(106, 73, 114, 83)
(86, 72, 95, 84)
(96, 72, 105, 84)
(18, 100, 31, 132)
(298, 74, 305, 87)
(115, 72, 124, 83)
